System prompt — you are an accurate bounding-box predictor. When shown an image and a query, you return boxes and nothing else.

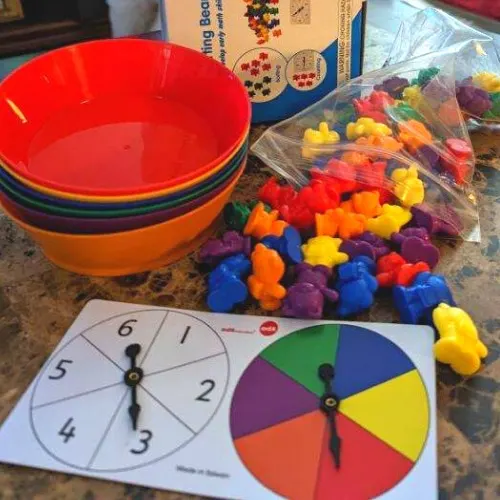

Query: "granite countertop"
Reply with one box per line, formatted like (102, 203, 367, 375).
(1, 26, 500, 500)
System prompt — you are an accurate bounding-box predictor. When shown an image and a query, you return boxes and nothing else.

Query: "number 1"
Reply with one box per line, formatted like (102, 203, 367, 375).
(180, 326, 191, 344)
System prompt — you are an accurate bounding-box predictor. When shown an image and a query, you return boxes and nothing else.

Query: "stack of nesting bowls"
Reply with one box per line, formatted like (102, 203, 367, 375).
(0, 39, 251, 276)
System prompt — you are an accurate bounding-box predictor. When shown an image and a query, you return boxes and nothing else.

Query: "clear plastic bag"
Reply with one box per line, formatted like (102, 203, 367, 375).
(252, 48, 481, 241)
(385, 8, 500, 123)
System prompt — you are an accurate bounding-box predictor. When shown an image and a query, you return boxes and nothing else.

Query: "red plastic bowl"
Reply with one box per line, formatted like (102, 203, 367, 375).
(0, 39, 250, 196)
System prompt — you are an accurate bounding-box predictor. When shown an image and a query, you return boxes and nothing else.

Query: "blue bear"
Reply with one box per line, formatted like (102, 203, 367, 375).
(261, 226, 303, 265)
(393, 272, 455, 324)
(336, 256, 378, 317)
(207, 254, 251, 313)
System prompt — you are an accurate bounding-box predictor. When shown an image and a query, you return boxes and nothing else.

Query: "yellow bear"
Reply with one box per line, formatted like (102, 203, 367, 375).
(402, 85, 423, 109)
(433, 303, 488, 376)
(472, 72, 500, 93)
(302, 236, 348, 268)
(302, 122, 340, 159)
(391, 164, 425, 208)
(365, 204, 412, 240)
(346, 117, 392, 141)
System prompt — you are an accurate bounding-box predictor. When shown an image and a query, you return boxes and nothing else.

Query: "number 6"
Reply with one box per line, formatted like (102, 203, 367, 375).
(118, 319, 137, 337)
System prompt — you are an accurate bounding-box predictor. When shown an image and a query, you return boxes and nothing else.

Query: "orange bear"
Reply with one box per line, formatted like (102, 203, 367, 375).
(340, 191, 383, 218)
(244, 202, 288, 240)
(315, 208, 366, 239)
(248, 244, 287, 311)
(398, 120, 433, 153)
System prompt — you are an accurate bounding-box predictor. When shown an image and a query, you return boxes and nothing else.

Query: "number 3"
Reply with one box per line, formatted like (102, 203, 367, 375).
(130, 430, 153, 454)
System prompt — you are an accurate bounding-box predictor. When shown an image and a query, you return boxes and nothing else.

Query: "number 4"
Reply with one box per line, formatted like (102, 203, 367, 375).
(59, 418, 76, 443)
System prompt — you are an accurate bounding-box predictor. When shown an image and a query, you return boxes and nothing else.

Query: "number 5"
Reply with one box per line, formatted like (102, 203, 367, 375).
(49, 359, 73, 380)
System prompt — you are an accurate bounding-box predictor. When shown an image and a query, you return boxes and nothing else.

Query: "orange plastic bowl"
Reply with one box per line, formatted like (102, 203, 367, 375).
(0, 39, 250, 198)
(1, 166, 244, 276)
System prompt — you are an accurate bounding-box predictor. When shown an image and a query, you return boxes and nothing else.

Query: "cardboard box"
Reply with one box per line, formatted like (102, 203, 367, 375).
(0, 0, 24, 23)
(161, 0, 366, 123)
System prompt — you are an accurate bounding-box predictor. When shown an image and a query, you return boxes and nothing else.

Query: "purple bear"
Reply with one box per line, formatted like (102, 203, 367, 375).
(391, 227, 430, 245)
(354, 232, 390, 259)
(199, 231, 252, 266)
(410, 203, 463, 237)
(282, 264, 339, 320)
(456, 78, 492, 117)
(374, 76, 410, 99)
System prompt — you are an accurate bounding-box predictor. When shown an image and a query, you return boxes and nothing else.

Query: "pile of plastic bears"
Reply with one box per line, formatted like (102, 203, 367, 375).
(243, 0, 281, 45)
(198, 166, 487, 376)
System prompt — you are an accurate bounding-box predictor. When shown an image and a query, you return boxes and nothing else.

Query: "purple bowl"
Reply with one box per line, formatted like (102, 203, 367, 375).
(1, 166, 244, 234)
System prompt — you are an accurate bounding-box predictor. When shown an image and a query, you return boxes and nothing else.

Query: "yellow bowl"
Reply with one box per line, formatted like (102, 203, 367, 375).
(1, 166, 244, 276)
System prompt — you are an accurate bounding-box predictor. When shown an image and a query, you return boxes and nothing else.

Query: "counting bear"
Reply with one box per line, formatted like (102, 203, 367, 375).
(248, 244, 287, 311)
(207, 254, 251, 313)
(335, 256, 378, 317)
(433, 303, 488, 376)
(282, 264, 339, 319)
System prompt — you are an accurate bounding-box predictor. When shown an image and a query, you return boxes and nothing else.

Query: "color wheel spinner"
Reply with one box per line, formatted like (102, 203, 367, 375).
(230, 324, 430, 499)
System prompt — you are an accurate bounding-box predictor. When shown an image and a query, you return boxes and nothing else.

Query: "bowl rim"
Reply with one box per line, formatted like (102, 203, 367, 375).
(0, 39, 251, 197)
(0, 131, 249, 203)
(1, 149, 246, 218)
(0, 164, 237, 230)
(1, 167, 244, 240)
(0, 142, 248, 216)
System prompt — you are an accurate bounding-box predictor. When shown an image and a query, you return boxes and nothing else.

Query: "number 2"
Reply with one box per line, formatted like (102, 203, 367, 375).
(196, 379, 215, 402)
(118, 319, 137, 337)
(130, 430, 153, 454)
(49, 359, 73, 380)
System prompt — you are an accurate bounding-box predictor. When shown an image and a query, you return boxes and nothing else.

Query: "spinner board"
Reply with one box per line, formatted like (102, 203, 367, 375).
(0, 300, 438, 499)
